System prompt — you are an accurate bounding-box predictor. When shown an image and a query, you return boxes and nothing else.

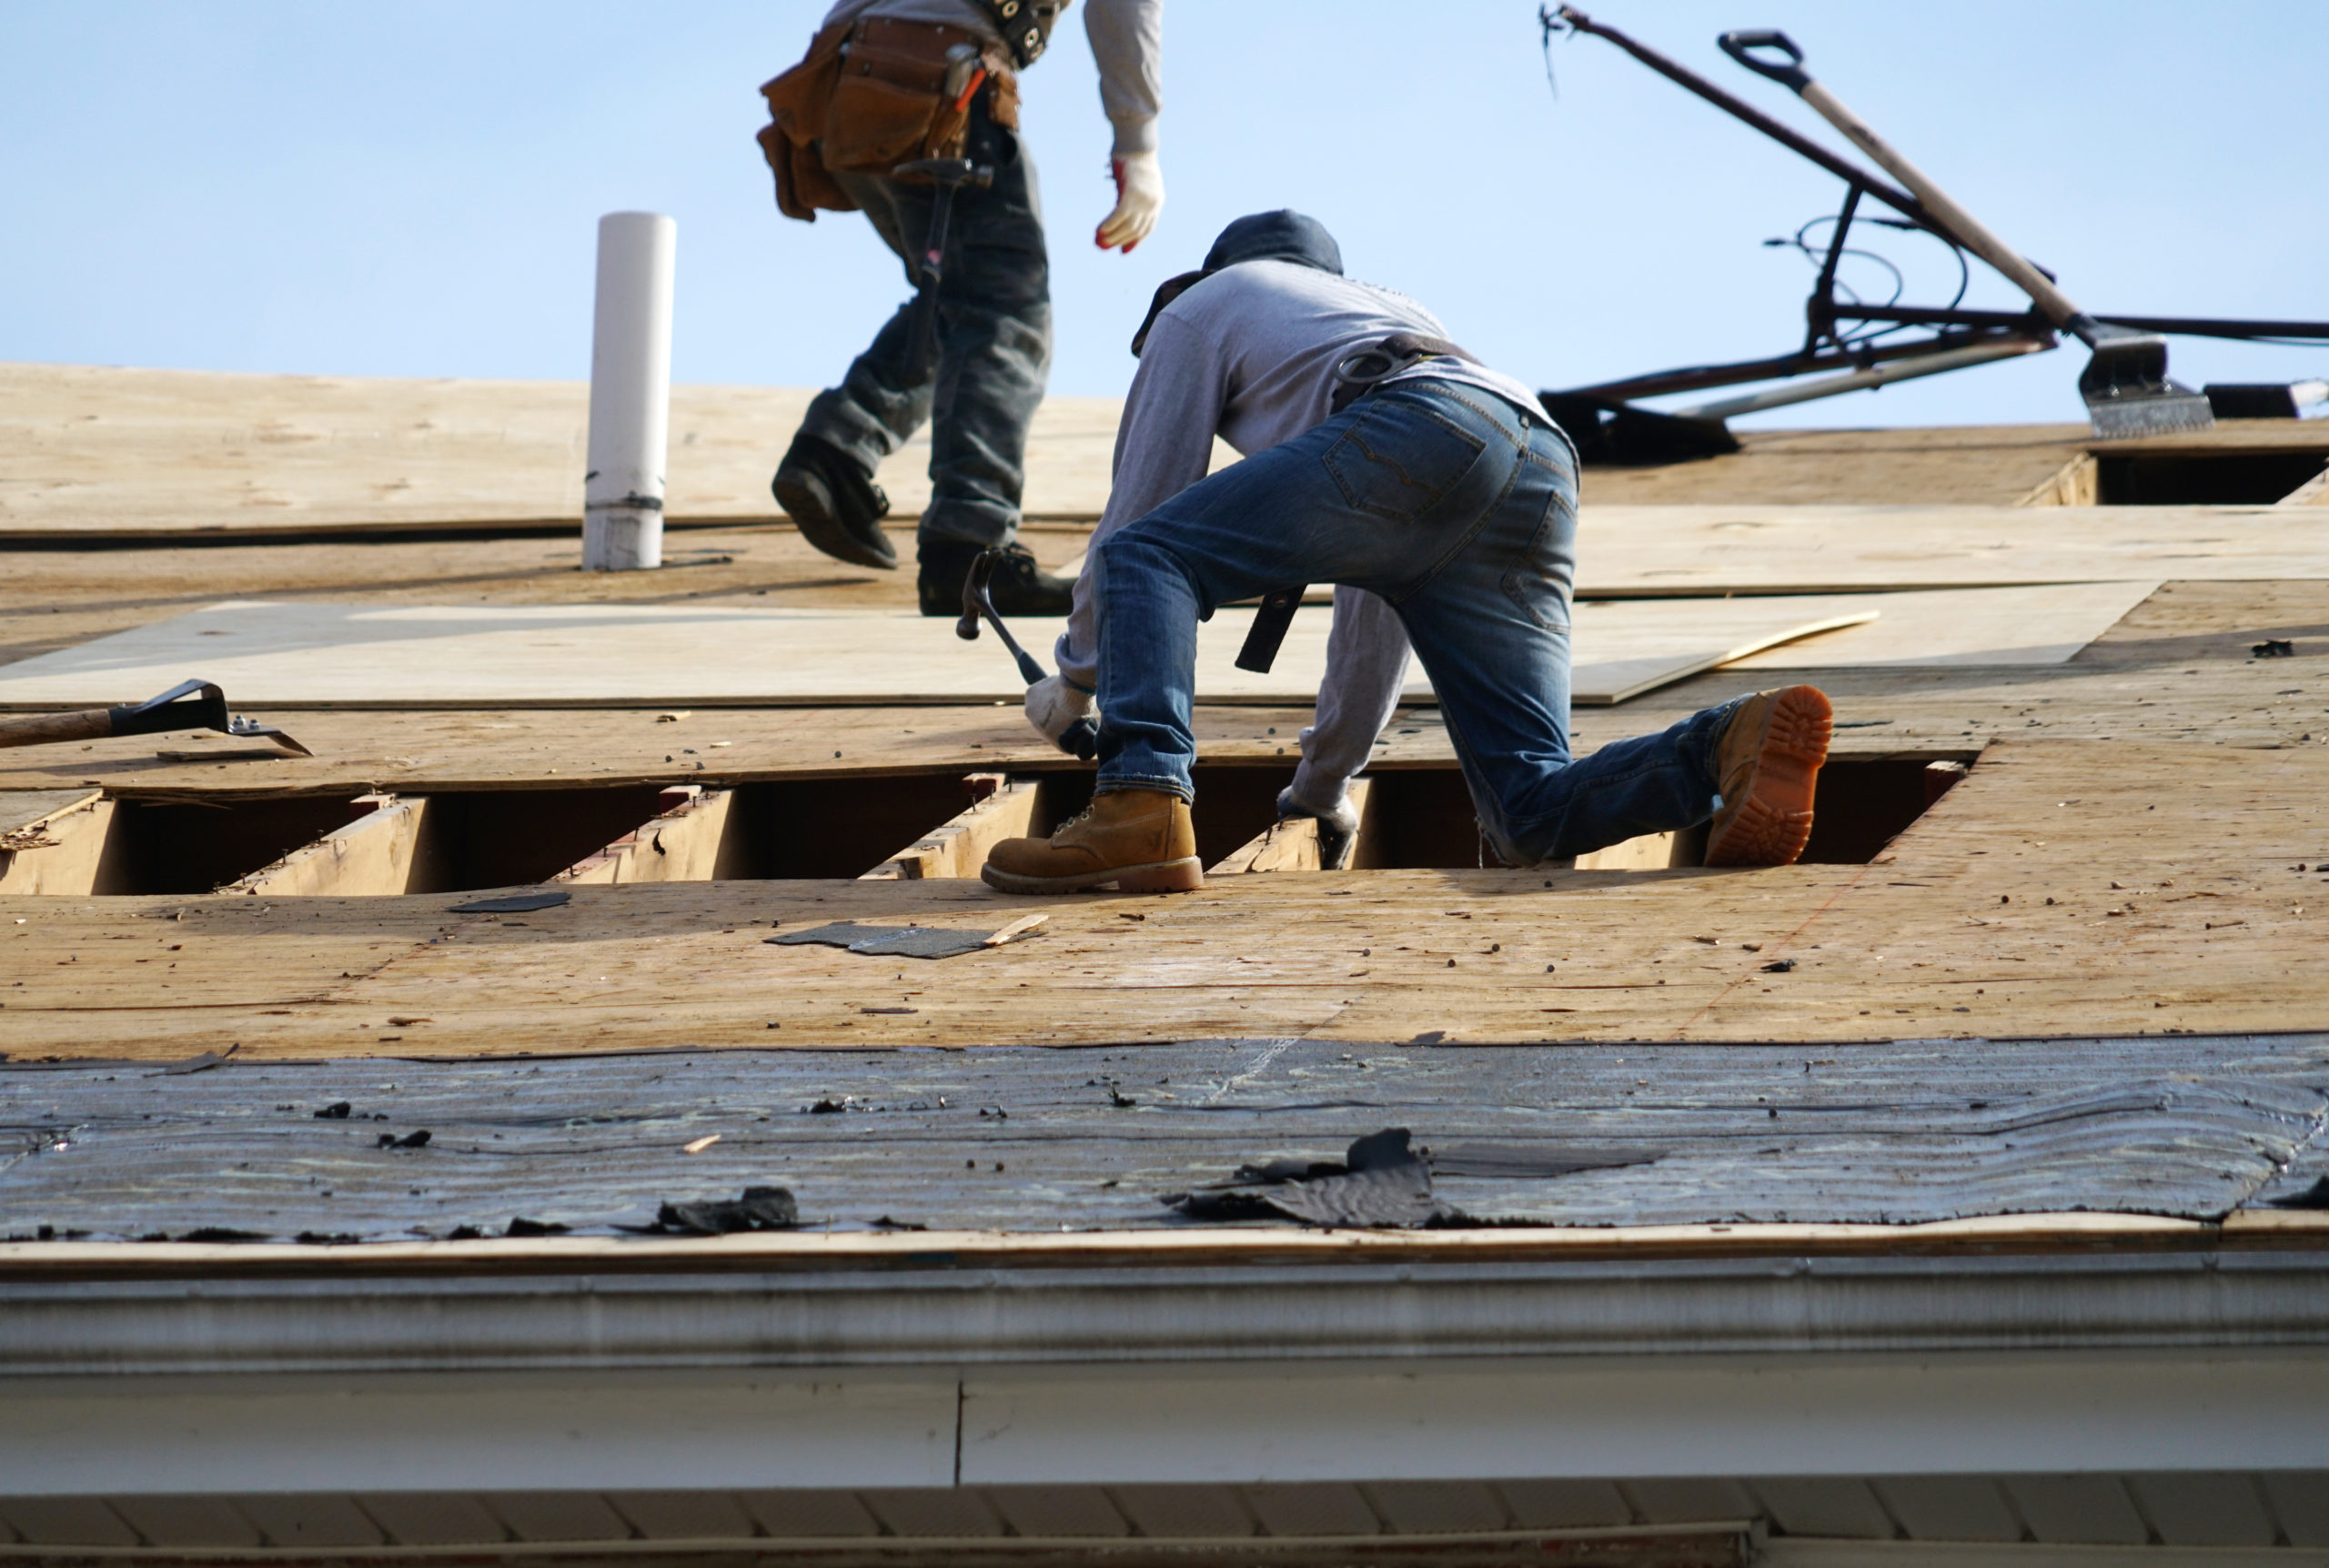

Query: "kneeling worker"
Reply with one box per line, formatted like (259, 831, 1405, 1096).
(980, 211, 1832, 893)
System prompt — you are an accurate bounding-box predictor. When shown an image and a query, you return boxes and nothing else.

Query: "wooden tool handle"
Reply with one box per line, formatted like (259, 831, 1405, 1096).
(1793, 78, 2084, 331)
(0, 709, 113, 749)
(1718, 30, 2085, 332)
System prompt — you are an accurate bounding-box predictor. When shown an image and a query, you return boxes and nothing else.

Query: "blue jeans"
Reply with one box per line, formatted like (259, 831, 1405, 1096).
(1091, 378, 1742, 864)
(797, 100, 1050, 548)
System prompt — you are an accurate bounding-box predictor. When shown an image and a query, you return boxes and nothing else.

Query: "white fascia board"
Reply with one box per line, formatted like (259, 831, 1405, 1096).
(5, 1349, 2328, 1496)
(957, 1351, 2329, 1486)
(0, 1368, 958, 1496)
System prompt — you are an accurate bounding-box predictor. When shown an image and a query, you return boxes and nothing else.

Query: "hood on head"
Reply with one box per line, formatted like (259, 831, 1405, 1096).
(1132, 210, 1345, 357)
(1200, 210, 1344, 276)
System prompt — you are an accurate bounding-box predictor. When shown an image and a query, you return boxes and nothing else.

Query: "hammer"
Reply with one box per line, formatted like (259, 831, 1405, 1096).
(892, 156, 994, 376)
(0, 678, 312, 755)
(956, 548, 1098, 759)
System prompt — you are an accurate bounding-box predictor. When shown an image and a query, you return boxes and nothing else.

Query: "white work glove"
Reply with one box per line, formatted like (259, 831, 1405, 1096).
(1095, 151, 1164, 253)
(1276, 780, 1360, 839)
(1276, 781, 1362, 871)
(1024, 673, 1096, 742)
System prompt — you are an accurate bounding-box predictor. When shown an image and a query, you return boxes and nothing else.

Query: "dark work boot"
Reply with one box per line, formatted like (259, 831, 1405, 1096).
(917, 538, 1075, 618)
(771, 434, 895, 570)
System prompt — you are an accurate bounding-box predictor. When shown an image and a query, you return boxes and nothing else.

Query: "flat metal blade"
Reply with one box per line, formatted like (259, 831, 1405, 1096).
(226, 716, 315, 757)
(2084, 384, 2217, 437)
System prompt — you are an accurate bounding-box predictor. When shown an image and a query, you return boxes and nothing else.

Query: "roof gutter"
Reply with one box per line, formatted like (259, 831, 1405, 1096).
(5, 1248, 2329, 1378)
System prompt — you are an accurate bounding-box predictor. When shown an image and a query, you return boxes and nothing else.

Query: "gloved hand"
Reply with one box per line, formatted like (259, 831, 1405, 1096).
(1095, 151, 1164, 252)
(1024, 673, 1096, 742)
(1276, 782, 1362, 870)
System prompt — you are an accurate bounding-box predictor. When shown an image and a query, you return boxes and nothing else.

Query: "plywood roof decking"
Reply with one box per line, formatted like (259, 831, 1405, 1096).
(1573, 503, 2329, 592)
(7, 1034, 2326, 1242)
(0, 363, 1130, 537)
(6, 741, 2326, 1059)
(12, 364, 2328, 541)
(5, 396, 2325, 1085)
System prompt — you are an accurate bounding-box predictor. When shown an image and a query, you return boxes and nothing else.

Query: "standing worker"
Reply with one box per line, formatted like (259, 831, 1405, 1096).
(757, 0, 1163, 615)
(983, 211, 1835, 892)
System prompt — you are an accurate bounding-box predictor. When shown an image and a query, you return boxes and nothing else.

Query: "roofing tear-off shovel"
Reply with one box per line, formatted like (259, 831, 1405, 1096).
(1719, 30, 2213, 437)
(0, 678, 314, 756)
(955, 548, 1098, 760)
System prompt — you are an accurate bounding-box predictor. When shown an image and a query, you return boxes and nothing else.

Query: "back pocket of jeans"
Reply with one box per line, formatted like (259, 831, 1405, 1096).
(1321, 397, 1487, 523)
(1501, 496, 1576, 632)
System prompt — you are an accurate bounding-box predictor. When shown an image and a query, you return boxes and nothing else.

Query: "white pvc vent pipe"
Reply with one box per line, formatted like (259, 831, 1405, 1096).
(581, 212, 676, 571)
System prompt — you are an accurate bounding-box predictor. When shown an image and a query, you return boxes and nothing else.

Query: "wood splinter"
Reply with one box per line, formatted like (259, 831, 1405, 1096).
(983, 912, 1050, 947)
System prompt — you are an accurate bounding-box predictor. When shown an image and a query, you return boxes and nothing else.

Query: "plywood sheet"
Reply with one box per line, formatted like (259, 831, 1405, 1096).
(17, 361, 2324, 536)
(1718, 581, 2163, 668)
(1568, 607, 1875, 704)
(1576, 504, 2329, 591)
(0, 598, 1877, 709)
(17, 359, 2326, 568)
(0, 363, 1126, 537)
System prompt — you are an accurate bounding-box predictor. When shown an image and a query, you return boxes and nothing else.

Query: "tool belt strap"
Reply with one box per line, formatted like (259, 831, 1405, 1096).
(1235, 334, 1482, 675)
(976, 0, 1064, 67)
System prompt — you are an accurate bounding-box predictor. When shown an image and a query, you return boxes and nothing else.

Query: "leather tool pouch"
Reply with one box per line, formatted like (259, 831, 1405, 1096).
(758, 19, 1018, 222)
(758, 20, 855, 221)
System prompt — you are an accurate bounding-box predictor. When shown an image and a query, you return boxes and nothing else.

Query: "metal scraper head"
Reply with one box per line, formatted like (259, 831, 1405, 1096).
(2078, 328, 2215, 437)
(226, 714, 315, 757)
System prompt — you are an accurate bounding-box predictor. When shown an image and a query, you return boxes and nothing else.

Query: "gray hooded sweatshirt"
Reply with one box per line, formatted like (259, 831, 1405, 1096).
(1054, 257, 1548, 811)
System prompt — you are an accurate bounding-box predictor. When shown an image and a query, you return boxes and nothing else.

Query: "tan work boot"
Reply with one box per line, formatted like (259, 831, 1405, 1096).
(982, 788, 1204, 894)
(1704, 686, 1833, 867)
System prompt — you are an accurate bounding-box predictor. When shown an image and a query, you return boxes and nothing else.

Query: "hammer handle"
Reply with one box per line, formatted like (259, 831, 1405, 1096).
(0, 709, 114, 749)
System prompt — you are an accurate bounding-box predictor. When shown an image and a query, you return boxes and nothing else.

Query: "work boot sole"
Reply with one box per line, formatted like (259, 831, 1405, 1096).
(980, 856, 1205, 895)
(772, 470, 897, 571)
(1704, 685, 1832, 867)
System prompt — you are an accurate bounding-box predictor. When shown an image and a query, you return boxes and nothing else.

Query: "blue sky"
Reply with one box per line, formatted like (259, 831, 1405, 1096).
(4, 1, 2322, 427)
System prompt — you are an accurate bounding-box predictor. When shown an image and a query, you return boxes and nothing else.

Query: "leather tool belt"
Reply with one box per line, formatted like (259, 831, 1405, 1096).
(758, 17, 1020, 221)
(1234, 335, 1482, 675)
